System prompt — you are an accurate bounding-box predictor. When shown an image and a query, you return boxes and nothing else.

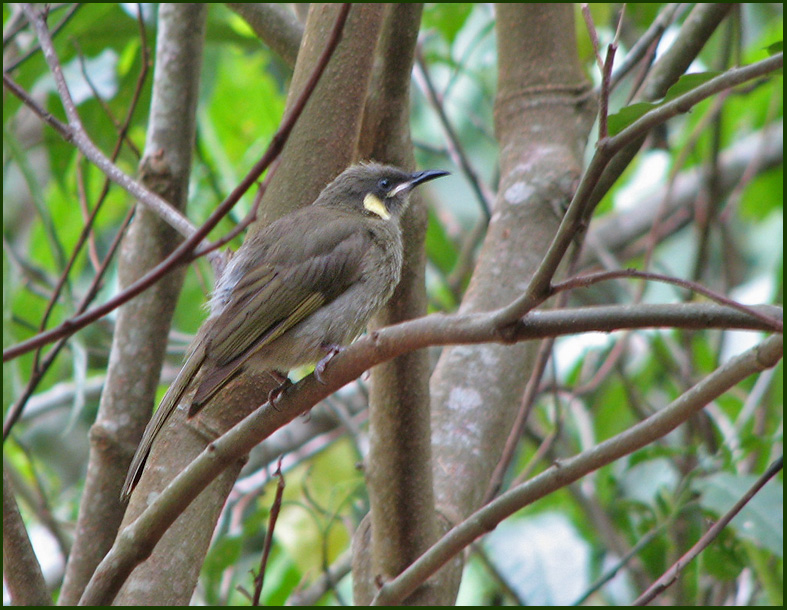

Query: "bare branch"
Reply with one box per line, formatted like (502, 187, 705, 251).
(251, 458, 285, 605)
(3, 4, 352, 365)
(634, 456, 784, 605)
(492, 52, 784, 327)
(372, 334, 783, 605)
(609, 4, 685, 93)
(226, 3, 303, 66)
(2, 466, 52, 606)
(80, 300, 781, 604)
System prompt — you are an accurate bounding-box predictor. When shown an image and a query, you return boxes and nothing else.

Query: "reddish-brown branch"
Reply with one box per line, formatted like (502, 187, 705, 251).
(3, 4, 351, 365)
(609, 4, 684, 95)
(2, 13, 153, 438)
(3, 209, 135, 440)
(251, 457, 285, 606)
(78, 300, 781, 603)
(634, 456, 783, 605)
(552, 268, 783, 332)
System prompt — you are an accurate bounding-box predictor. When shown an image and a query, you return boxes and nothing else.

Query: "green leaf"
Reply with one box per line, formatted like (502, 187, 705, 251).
(607, 72, 721, 136)
(425, 206, 459, 275)
(422, 3, 474, 46)
(662, 71, 722, 102)
(608, 102, 658, 136)
(693, 472, 783, 557)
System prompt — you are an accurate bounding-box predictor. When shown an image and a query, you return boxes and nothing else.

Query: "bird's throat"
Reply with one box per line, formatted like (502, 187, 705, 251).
(363, 193, 390, 220)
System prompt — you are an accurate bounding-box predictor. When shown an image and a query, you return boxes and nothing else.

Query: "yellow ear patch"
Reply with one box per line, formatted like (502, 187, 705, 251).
(363, 193, 391, 220)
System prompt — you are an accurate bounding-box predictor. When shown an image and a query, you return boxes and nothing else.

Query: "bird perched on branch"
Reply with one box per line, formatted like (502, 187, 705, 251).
(121, 162, 449, 500)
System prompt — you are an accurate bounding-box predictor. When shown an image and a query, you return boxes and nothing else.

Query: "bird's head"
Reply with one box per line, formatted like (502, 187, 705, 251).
(315, 162, 449, 221)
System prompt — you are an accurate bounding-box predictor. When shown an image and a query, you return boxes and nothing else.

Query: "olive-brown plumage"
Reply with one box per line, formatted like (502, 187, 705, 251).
(121, 163, 448, 500)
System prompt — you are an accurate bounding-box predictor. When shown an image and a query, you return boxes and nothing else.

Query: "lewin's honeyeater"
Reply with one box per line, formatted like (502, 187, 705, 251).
(121, 163, 448, 500)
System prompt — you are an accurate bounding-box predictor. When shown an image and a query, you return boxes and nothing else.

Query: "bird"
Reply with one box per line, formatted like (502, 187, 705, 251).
(120, 162, 449, 500)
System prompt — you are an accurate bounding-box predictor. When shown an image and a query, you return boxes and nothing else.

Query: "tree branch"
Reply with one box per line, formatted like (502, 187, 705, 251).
(80, 300, 780, 604)
(372, 334, 783, 605)
(19, 4, 197, 240)
(3, 4, 352, 364)
(634, 455, 784, 605)
(492, 52, 784, 327)
(2, 466, 52, 606)
(226, 3, 303, 66)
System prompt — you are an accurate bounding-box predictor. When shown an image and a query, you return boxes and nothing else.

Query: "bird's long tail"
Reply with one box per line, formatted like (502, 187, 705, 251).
(120, 341, 207, 501)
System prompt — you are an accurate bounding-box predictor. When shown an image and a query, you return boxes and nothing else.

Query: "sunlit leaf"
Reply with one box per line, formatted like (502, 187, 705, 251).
(694, 472, 783, 557)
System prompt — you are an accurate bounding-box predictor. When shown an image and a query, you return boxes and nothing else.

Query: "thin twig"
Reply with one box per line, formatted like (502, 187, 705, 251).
(633, 456, 784, 605)
(482, 335, 554, 503)
(3, 2, 81, 72)
(508, 401, 564, 488)
(3, 71, 65, 135)
(192, 168, 271, 258)
(3, 208, 135, 439)
(4, 4, 352, 364)
(610, 4, 684, 93)
(75, 159, 102, 271)
(581, 4, 604, 72)
(251, 457, 286, 606)
(552, 268, 783, 332)
(596, 6, 624, 140)
(73, 39, 142, 158)
(414, 50, 494, 219)
(7, 441, 72, 559)
(491, 52, 783, 328)
(720, 87, 782, 223)
(287, 551, 353, 606)
(573, 521, 669, 605)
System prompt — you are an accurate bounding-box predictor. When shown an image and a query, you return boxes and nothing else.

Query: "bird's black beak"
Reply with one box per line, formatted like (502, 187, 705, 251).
(409, 169, 450, 187)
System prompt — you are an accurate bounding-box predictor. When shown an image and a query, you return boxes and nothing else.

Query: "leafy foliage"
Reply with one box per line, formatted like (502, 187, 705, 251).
(3, 3, 782, 606)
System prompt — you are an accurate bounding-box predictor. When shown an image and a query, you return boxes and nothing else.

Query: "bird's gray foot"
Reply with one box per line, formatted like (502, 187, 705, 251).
(314, 344, 343, 383)
(267, 373, 292, 408)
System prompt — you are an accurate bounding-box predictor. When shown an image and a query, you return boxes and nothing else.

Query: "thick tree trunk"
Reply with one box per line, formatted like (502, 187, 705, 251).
(429, 7, 595, 598)
(60, 5, 206, 605)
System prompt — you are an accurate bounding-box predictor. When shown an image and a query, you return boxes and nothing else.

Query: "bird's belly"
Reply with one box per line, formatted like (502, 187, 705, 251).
(246, 279, 393, 373)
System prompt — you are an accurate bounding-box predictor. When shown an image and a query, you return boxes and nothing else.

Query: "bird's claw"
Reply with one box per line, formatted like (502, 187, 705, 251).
(314, 344, 343, 383)
(267, 375, 292, 409)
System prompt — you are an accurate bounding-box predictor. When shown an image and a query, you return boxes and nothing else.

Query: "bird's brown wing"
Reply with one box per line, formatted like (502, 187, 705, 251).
(121, 210, 373, 501)
(190, 211, 372, 410)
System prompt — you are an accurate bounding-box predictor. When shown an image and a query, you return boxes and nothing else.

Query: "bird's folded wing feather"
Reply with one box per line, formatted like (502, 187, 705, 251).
(121, 211, 374, 500)
(191, 215, 372, 408)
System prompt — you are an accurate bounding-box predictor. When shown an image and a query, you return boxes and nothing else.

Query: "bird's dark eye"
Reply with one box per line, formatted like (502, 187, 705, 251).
(378, 178, 391, 190)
